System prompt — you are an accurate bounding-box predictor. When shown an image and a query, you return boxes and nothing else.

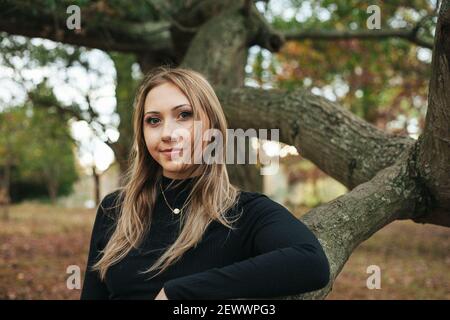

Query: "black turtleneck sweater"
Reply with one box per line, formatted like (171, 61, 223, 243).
(80, 175, 330, 300)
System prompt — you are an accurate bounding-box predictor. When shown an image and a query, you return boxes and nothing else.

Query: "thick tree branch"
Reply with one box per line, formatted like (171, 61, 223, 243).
(294, 146, 428, 299)
(0, 19, 171, 54)
(215, 86, 415, 190)
(0, 1, 176, 54)
(284, 27, 434, 49)
(236, 143, 431, 299)
(244, 2, 285, 52)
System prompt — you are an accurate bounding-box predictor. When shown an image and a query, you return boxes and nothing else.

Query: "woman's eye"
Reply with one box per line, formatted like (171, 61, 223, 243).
(179, 111, 192, 119)
(144, 112, 191, 126)
(145, 117, 160, 125)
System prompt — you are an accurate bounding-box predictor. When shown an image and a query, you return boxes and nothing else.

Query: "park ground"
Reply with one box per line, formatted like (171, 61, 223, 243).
(0, 202, 448, 299)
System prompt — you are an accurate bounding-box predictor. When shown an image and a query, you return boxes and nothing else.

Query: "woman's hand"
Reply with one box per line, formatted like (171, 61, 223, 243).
(154, 287, 168, 300)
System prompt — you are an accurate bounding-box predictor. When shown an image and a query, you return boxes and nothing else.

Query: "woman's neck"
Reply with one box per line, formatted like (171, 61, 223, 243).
(162, 169, 202, 180)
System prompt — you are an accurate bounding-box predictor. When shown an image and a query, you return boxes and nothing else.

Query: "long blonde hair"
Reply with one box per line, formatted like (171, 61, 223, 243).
(92, 66, 242, 280)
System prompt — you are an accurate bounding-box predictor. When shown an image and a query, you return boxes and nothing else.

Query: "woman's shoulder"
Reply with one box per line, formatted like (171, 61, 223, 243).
(236, 190, 285, 209)
(97, 189, 124, 222)
(234, 190, 292, 220)
(236, 190, 269, 206)
(87, 190, 123, 245)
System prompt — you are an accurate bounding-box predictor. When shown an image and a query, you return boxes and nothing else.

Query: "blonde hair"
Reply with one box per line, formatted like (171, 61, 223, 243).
(92, 66, 243, 280)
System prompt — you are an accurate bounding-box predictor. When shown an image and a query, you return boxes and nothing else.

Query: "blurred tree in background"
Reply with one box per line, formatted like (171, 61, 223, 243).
(0, 81, 78, 204)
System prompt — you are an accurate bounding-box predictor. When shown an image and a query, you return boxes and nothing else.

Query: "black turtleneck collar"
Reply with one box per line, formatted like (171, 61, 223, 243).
(159, 174, 196, 197)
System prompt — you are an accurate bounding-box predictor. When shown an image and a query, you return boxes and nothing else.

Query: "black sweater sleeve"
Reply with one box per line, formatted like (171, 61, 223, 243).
(163, 194, 330, 299)
(80, 193, 117, 300)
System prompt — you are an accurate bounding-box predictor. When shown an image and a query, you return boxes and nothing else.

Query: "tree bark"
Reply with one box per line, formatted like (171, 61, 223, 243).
(415, 2, 450, 226)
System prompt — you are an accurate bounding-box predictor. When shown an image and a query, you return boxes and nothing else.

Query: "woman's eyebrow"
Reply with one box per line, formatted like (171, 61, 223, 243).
(144, 104, 191, 115)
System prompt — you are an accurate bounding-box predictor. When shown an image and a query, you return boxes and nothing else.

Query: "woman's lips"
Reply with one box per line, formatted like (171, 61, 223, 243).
(160, 148, 183, 158)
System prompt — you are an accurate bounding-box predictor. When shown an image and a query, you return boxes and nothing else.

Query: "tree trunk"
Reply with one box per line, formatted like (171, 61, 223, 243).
(415, 3, 450, 226)
(179, 0, 264, 192)
(0, 159, 11, 221)
(92, 166, 100, 207)
(47, 180, 58, 204)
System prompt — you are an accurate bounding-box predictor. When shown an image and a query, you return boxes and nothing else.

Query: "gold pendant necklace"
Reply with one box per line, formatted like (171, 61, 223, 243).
(159, 182, 189, 215)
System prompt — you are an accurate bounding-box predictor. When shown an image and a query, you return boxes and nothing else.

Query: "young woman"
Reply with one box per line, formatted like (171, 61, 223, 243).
(80, 66, 330, 300)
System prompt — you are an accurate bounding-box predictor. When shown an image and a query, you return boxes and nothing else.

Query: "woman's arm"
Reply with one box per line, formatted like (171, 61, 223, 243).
(163, 194, 330, 300)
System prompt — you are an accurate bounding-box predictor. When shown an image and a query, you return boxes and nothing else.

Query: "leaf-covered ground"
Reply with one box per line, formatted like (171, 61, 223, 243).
(0, 202, 448, 299)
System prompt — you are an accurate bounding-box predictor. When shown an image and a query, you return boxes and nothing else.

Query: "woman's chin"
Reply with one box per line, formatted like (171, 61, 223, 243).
(160, 161, 185, 173)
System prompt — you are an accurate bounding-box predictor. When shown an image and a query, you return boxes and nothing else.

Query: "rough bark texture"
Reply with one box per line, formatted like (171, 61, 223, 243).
(415, 3, 450, 227)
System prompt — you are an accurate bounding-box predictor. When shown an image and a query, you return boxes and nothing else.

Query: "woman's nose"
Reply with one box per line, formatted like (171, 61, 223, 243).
(161, 120, 181, 142)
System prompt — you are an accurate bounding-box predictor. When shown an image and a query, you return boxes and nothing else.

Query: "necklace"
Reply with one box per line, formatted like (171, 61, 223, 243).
(159, 182, 189, 215)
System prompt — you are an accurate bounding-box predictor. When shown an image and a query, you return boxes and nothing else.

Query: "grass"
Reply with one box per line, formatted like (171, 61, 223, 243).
(0, 202, 448, 299)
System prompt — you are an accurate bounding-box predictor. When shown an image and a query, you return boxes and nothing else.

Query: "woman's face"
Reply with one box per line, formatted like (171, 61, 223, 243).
(143, 82, 202, 179)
